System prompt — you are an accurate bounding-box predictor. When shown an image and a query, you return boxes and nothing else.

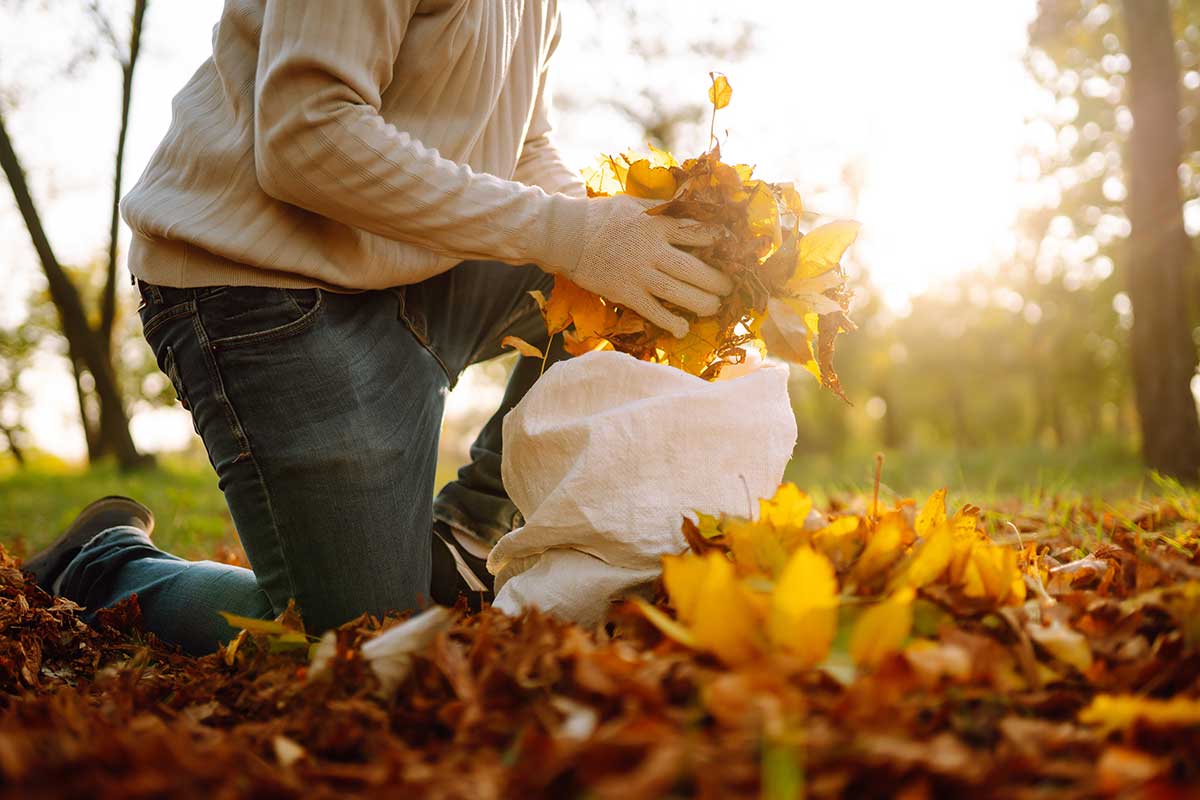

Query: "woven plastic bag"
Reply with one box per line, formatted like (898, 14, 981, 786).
(488, 350, 797, 627)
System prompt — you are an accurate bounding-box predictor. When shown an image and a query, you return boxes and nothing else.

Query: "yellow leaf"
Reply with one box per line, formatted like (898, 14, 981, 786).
(811, 515, 863, 570)
(662, 553, 708, 624)
(950, 506, 980, 538)
(541, 277, 585, 334)
(915, 488, 947, 537)
(816, 516, 860, 538)
(632, 598, 698, 648)
(1009, 570, 1027, 603)
(625, 159, 678, 200)
(850, 589, 915, 669)
(745, 180, 782, 252)
(562, 331, 613, 357)
(787, 220, 861, 287)
(734, 163, 755, 182)
(655, 318, 722, 375)
(571, 301, 617, 342)
(769, 547, 838, 667)
(759, 483, 813, 531)
(223, 629, 248, 667)
(542, 276, 617, 342)
(945, 507, 981, 583)
(500, 336, 543, 359)
(778, 183, 804, 218)
(960, 555, 986, 598)
(582, 156, 626, 196)
(971, 544, 1021, 603)
(691, 552, 762, 665)
(219, 612, 290, 636)
(852, 513, 906, 585)
(1078, 694, 1200, 733)
(647, 142, 679, 168)
(708, 72, 732, 110)
(947, 537, 975, 585)
(694, 511, 722, 539)
(895, 525, 953, 590)
(605, 154, 630, 192)
(725, 518, 789, 578)
(760, 300, 815, 366)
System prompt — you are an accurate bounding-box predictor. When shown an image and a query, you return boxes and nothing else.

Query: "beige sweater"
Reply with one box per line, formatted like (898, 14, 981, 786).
(122, 0, 589, 291)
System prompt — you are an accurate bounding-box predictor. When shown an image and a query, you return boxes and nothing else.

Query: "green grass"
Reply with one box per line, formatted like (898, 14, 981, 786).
(0, 452, 466, 562)
(0, 454, 237, 561)
(785, 439, 1148, 506)
(0, 441, 1154, 565)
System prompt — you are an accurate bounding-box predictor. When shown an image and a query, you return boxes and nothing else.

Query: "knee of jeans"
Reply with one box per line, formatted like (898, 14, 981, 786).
(78, 525, 153, 556)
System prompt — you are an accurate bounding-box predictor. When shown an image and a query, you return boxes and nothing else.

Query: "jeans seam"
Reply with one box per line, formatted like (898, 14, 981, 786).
(191, 310, 300, 612)
(395, 289, 455, 386)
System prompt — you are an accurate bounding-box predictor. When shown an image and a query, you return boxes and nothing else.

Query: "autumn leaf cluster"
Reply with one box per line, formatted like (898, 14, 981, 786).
(636, 485, 1029, 671)
(528, 74, 860, 392)
(5, 481, 1200, 797)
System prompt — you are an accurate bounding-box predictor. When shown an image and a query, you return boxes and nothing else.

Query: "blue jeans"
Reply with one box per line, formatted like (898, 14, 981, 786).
(58, 260, 565, 655)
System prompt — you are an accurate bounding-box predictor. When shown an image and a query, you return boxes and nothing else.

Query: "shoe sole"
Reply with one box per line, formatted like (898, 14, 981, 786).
(23, 496, 155, 583)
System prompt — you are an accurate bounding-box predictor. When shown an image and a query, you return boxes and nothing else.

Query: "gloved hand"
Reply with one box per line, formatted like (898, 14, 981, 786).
(539, 194, 734, 338)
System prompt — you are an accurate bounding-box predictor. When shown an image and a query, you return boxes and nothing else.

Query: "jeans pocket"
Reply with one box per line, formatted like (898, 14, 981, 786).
(198, 286, 324, 350)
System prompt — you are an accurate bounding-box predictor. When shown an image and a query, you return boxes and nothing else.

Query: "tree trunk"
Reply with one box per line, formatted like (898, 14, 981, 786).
(0, 113, 149, 470)
(1121, 0, 1200, 479)
(0, 423, 26, 467)
(99, 0, 149, 354)
(70, 353, 102, 461)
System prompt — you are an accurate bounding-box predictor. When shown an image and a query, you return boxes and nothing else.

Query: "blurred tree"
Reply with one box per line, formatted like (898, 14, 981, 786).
(1028, 0, 1200, 478)
(0, 321, 37, 467)
(0, 0, 150, 469)
(1122, 0, 1200, 476)
(563, 0, 755, 152)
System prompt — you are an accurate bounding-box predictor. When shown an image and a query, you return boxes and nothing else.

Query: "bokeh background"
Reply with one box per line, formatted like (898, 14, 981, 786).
(4, 0, 1200, 552)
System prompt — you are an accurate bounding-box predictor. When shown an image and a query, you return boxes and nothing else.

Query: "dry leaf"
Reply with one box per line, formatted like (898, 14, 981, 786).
(501, 335, 543, 359)
(708, 72, 732, 110)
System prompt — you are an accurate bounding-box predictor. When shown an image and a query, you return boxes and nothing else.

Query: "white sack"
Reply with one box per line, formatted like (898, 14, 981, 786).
(489, 349, 797, 627)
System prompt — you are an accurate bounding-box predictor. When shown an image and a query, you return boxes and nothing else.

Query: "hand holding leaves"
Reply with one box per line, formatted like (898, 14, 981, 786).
(535, 74, 861, 389)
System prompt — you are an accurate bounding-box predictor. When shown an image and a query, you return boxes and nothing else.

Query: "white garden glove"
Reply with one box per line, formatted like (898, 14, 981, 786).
(535, 194, 734, 338)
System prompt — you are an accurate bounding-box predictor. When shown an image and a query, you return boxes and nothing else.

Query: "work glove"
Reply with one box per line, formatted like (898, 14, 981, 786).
(538, 194, 734, 338)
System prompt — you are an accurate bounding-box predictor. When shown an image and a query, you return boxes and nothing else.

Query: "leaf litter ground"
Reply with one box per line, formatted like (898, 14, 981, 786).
(2, 480, 1200, 799)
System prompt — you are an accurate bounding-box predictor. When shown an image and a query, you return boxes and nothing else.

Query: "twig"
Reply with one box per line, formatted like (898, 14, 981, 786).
(870, 452, 884, 528)
(539, 331, 555, 377)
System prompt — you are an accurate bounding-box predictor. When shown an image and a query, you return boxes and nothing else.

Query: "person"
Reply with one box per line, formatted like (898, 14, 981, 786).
(25, 0, 733, 655)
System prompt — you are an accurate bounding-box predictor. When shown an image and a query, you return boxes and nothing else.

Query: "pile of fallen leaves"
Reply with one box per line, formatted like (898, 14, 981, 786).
(520, 75, 860, 394)
(4, 482, 1200, 798)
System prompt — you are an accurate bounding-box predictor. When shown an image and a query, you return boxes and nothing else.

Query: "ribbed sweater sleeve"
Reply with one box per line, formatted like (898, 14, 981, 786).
(513, 11, 587, 199)
(253, 0, 587, 271)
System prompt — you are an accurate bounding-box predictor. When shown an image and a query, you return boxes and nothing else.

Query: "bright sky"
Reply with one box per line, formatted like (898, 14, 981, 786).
(0, 0, 1040, 459)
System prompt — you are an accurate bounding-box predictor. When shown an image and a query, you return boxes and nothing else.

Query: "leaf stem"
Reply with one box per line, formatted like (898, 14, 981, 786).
(539, 331, 555, 377)
(871, 452, 885, 528)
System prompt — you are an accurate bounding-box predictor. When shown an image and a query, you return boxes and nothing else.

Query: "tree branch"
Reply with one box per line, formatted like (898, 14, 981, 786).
(100, 0, 149, 352)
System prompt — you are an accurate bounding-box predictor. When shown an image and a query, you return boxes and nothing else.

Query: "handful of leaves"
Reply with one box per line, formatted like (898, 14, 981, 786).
(529, 74, 860, 394)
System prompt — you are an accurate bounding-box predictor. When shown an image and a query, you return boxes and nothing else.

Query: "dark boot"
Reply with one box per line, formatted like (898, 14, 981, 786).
(23, 496, 155, 591)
